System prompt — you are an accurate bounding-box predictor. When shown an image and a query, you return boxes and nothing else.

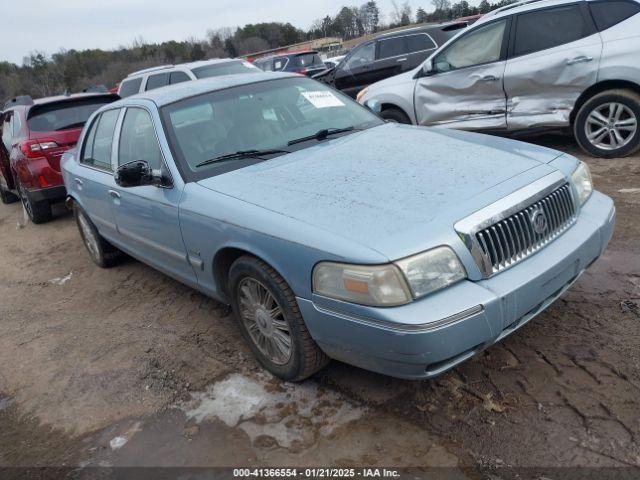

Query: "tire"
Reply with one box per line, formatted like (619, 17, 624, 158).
(228, 255, 329, 381)
(74, 204, 121, 268)
(574, 89, 640, 158)
(0, 186, 18, 204)
(380, 107, 412, 124)
(17, 181, 51, 224)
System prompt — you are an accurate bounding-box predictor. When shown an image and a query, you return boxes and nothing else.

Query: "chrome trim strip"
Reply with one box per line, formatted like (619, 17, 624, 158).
(314, 303, 484, 333)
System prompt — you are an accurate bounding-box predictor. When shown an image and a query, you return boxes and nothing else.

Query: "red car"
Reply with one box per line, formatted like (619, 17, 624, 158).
(0, 92, 118, 223)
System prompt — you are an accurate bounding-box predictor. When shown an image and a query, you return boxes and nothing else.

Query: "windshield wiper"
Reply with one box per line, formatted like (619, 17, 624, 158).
(287, 126, 357, 146)
(195, 149, 290, 168)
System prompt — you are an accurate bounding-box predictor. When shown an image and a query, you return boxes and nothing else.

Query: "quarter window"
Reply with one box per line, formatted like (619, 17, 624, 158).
(434, 19, 507, 72)
(514, 5, 593, 57)
(145, 73, 169, 91)
(118, 108, 163, 170)
(170, 71, 191, 84)
(589, 0, 640, 31)
(119, 78, 143, 98)
(378, 37, 407, 59)
(406, 34, 437, 53)
(81, 109, 120, 170)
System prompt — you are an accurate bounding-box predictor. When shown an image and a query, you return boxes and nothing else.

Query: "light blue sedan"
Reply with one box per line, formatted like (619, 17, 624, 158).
(61, 72, 615, 381)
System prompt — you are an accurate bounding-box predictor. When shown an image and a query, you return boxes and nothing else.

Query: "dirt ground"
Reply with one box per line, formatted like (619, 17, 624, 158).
(0, 134, 638, 478)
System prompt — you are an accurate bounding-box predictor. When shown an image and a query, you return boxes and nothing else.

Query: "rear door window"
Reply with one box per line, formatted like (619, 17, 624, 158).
(145, 73, 169, 91)
(27, 97, 115, 132)
(119, 78, 143, 98)
(170, 71, 191, 84)
(589, 0, 640, 30)
(406, 34, 437, 52)
(81, 109, 120, 170)
(513, 5, 594, 57)
(292, 53, 325, 68)
(377, 37, 407, 59)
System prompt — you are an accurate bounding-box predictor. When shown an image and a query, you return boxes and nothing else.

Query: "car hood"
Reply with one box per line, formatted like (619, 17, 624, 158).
(196, 123, 565, 260)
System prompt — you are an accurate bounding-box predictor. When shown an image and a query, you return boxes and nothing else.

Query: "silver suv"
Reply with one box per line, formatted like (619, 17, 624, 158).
(358, 0, 640, 158)
(118, 59, 260, 98)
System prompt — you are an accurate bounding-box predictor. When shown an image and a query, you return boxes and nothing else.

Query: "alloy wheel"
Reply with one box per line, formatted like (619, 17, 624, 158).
(585, 102, 638, 151)
(237, 277, 292, 365)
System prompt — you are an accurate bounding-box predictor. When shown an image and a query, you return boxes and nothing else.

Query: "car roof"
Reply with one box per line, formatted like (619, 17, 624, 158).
(375, 21, 467, 39)
(125, 71, 297, 107)
(3, 92, 117, 112)
(125, 58, 245, 79)
(479, 0, 602, 23)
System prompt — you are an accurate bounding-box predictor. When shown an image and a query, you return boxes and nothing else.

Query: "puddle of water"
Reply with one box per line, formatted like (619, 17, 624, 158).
(182, 373, 365, 449)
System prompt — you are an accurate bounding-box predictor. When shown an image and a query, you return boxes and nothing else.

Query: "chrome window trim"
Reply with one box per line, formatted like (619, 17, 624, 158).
(79, 107, 123, 174)
(455, 171, 577, 277)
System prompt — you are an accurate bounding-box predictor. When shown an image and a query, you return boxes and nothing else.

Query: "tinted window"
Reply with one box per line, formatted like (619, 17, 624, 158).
(514, 5, 592, 56)
(145, 73, 169, 91)
(192, 61, 259, 79)
(162, 77, 382, 181)
(273, 58, 287, 71)
(291, 53, 325, 68)
(344, 43, 375, 70)
(119, 78, 143, 98)
(118, 109, 162, 170)
(170, 71, 191, 84)
(590, 0, 640, 30)
(406, 34, 437, 52)
(81, 109, 119, 170)
(434, 19, 507, 71)
(378, 37, 407, 59)
(27, 98, 115, 132)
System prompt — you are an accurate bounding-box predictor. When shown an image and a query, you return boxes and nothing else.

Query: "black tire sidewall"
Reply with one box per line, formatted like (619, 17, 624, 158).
(228, 257, 307, 381)
(380, 108, 411, 124)
(74, 205, 109, 267)
(575, 92, 640, 158)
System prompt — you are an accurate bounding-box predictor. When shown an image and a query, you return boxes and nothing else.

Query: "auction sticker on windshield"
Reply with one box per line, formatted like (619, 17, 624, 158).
(302, 91, 345, 108)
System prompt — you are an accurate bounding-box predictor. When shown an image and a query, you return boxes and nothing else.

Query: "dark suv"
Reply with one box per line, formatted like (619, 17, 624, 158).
(0, 93, 118, 223)
(253, 51, 328, 77)
(313, 22, 467, 98)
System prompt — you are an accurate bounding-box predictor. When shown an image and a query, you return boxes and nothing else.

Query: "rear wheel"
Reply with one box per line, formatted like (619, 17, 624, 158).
(229, 255, 329, 381)
(0, 186, 18, 204)
(74, 205, 121, 268)
(18, 181, 51, 224)
(574, 89, 640, 158)
(380, 107, 411, 124)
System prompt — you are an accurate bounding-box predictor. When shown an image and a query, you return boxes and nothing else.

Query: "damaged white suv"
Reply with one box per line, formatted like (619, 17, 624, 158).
(358, 0, 640, 158)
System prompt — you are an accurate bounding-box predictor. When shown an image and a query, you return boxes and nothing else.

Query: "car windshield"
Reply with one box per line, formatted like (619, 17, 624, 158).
(162, 77, 383, 181)
(27, 97, 115, 132)
(192, 61, 260, 79)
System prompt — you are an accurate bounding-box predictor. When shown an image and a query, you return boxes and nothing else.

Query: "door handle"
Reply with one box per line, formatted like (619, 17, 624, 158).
(108, 190, 121, 199)
(566, 56, 593, 65)
(74, 178, 83, 186)
(481, 75, 499, 82)
(396, 57, 408, 63)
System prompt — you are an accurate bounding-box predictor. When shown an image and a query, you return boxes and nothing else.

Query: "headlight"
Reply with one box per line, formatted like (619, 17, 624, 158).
(312, 247, 467, 307)
(313, 262, 412, 306)
(571, 161, 593, 206)
(395, 247, 466, 299)
(356, 87, 369, 104)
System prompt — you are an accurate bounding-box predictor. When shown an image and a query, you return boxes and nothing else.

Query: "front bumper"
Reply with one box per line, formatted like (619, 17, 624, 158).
(298, 191, 615, 379)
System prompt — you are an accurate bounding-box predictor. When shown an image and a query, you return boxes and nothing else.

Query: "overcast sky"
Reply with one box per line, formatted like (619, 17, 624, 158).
(3, 0, 479, 65)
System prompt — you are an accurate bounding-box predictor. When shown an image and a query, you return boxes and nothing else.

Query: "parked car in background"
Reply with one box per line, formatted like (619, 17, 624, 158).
(323, 55, 346, 70)
(118, 59, 260, 98)
(253, 51, 328, 77)
(313, 22, 467, 98)
(359, 0, 640, 158)
(63, 72, 613, 381)
(0, 92, 118, 222)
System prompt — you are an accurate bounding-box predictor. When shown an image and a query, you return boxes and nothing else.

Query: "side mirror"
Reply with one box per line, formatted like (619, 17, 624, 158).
(115, 160, 163, 188)
(364, 99, 382, 115)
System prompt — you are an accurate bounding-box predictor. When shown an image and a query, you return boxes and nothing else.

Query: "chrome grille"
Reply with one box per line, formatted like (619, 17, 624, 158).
(475, 183, 576, 275)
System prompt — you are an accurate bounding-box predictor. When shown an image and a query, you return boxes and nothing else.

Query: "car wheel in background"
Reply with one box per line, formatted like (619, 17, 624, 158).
(380, 107, 411, 124)
(228, 255, 329, 381)
(575, 89, 640, 158)
(74, 204, 121, 268)
(17, 181, 51, 224)
(0, 186, 18, 204)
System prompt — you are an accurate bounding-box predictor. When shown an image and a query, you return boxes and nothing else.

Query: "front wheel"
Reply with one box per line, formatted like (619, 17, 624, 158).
(228, 256, 329, 381)
(380, 107, 411, 124)
(574, 89, 640, 158)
